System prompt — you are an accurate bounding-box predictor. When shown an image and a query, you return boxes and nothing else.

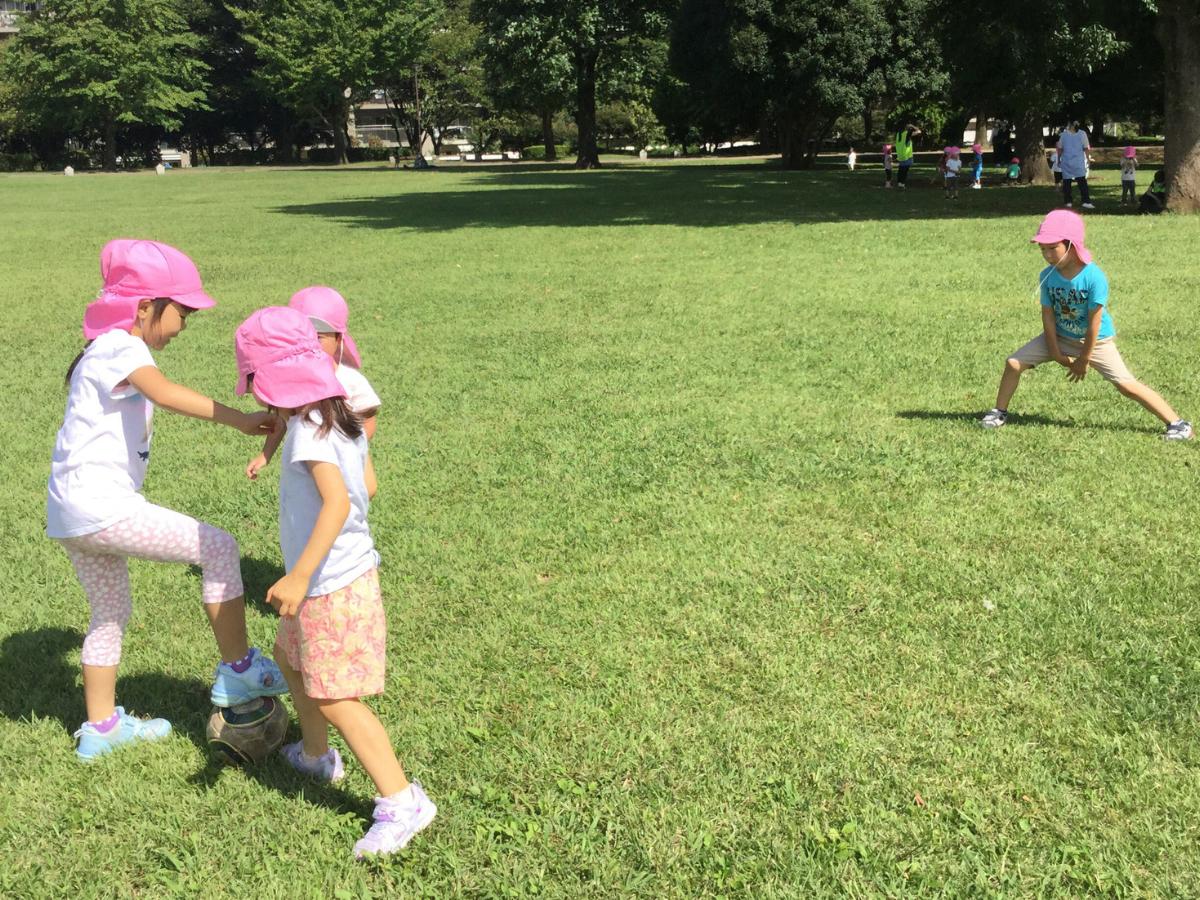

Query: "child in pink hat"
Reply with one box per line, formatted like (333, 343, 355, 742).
(235, 306, 436, 859)
(49, 239, 288, 761)
(980, 211, 1191, 439)
(1120, 146, 1138, 205)
(882, 143, 894, 188)
(245, 285, 380, 480)
(943, 146, 962, 199)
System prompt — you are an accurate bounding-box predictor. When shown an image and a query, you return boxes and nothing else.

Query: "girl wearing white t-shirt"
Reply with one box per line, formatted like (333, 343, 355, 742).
(234, 306, 435, 859)
(246, 285, 381, 479)
(49, 239, 287, 761)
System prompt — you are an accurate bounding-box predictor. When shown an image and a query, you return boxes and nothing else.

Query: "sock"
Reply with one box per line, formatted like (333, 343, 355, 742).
(382, 785, 416, 805)
(90, 710, 121, 733)
(301, 747, 329, 764)
(224, 648, 256, 673)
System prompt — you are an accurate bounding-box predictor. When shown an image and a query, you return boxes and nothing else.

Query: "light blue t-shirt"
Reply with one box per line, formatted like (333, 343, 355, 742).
(1039, 263, 1115, 341)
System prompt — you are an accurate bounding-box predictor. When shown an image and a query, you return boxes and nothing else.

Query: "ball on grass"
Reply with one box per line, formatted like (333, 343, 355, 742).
(206, 697, 288, 765)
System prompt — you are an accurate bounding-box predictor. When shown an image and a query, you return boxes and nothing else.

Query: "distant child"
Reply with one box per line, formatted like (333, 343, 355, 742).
(1120, 146, 1138, 205)
(944, 146, 962, 199)
(49, 240, 287, 761)
(1140, 168, 1166, 214)
(1007, 157, 1021, 183)
(1049, 148, 1062, 184)
(247, 286, 381, 479)
(882, 143, 894, 188)
(1056, 121, 1094, 208)
(235, 306, 436, 859)
(971, 142, 983, 189)
(847, 147, 857, 171)
(980, 210, 1191, 440)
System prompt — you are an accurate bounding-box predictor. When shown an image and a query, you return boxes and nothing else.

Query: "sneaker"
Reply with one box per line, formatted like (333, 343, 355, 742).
(354, 783, 437, 859)
(210, 647, 288, 707)
(980, 408, 1008, 429)
(74, 707, 171, 761)
(281, 741, 345, 783)
(1164, 420, 1193, 441)
(1064, 202, 1072, 208)
(1081, 202, 1095, 209)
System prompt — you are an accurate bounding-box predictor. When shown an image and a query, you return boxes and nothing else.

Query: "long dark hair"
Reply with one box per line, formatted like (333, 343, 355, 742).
(65, 298, 172, 385)
(244, 373, 363, 441)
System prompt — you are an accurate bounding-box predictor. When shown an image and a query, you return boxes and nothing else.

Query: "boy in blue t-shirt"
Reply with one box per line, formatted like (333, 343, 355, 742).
(981, 210, 1191, 440)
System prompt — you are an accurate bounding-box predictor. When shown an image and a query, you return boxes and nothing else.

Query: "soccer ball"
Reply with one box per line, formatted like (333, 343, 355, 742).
(206, 697, 288, 765)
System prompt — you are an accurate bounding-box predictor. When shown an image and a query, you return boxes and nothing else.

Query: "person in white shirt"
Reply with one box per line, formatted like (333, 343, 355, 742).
(944, 146, 963, 199)
(49, 239, 286, 761)
(247, 285, 382, 479)
(847, 147, 857, 171)
(1056, 122, 1094, 209)
(234, 306, 436, 859)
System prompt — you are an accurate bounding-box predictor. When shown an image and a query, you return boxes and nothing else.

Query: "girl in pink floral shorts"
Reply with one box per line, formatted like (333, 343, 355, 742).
(235, 305, 436, 860)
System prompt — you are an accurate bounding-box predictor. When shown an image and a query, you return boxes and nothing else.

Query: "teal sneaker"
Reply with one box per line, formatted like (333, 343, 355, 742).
(210, 647, 288, 707)
(74, 707, 171, 761)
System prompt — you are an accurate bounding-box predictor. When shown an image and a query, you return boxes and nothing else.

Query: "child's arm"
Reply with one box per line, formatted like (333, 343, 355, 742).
(1041, 306, 1072, 367)
(1068, 307, 1104, 382)
(128, 367, 278, 436)
(247, 424, 287, 480)
(265, 461, 351, 617)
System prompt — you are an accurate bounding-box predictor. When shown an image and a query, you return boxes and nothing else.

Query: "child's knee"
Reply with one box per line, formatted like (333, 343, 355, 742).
(1004, 357, 1025, 374)
(198, 525, 244, 603)
(1114, 379, 1141, 397)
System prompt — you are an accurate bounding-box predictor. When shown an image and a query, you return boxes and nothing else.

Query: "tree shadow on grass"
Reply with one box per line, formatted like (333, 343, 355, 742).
(896, 409, 1163, 435)
(0, 626, 371, 817)
(271, 161, 1127, 231)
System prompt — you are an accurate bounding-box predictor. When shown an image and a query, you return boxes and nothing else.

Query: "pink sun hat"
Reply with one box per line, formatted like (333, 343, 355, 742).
(1030, 209, 1092, 264)
(83, 239, 216, 339)
(971, 143, 982, 154)
(288, 285, 362, 369)
(1124, 145, 1137, 159)
(234, 306, 346, 408)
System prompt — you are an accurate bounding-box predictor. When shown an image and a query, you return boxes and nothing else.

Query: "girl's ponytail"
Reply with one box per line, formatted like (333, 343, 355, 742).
(65, 343, 93, 384)
(306, 396, 363, 441)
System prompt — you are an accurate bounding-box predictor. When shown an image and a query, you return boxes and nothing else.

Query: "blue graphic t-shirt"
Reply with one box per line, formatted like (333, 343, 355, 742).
(1039, 263, 1115, 341)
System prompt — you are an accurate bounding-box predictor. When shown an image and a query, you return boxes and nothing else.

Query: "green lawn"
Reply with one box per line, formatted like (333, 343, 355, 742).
(2, 158, 1198, 897)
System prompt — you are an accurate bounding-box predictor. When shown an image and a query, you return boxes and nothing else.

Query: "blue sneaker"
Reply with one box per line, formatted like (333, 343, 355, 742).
(74, 707, 171, 761)
(210, 647, 288, 707)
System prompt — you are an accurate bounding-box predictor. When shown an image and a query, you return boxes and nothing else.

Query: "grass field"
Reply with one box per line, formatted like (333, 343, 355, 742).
(2, 157, 1199, 898)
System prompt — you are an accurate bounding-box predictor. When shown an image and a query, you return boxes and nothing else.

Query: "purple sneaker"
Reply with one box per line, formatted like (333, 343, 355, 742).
(353, 783, 437, 859)
(281, 741, 344, 783)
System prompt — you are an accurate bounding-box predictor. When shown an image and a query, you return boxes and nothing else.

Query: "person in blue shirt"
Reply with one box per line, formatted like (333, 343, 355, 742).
(981, 210, 1191, 440)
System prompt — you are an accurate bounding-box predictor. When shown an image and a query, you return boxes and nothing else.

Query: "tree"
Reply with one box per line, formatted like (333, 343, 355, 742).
(475, 0, 676, 168)
(1158, 0, 1200, 211)
(1, 0, 208, 170)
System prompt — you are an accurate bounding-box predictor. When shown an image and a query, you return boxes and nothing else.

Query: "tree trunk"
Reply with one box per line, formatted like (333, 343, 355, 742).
(861, 100, 873, 144)
(975, 111, 988, 148)
(779, 107, 813, 170)
(103, 115, 117, 171)
(331, 97, 350, 165)
(541, 108, 556, 160)
(1014, 110, 1051, 184)
(1159, 0, 1200, 212)
(573, 50, 600, 169)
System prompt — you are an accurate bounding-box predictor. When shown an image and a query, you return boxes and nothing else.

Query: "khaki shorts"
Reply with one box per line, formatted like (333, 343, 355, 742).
(1009, 335, 1135, 384)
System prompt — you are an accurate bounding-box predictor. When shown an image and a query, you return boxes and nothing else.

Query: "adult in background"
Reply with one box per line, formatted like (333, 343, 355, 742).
(892, 124, 920, 188)
(1056, 122, 1094, 209)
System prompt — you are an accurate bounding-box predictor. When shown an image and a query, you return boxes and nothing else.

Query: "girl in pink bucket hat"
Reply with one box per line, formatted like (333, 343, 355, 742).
(1120, 146, 1139, 205)
(48, 239, 289, 761)
(980, 211, 1191, 439)
(245, 285, 381, 480)
(235, 306, 436, 859)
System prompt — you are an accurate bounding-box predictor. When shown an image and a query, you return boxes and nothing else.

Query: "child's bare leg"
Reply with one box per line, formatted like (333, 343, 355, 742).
(995, 358, 1030, 409)
(317, 698, 409, 796)
(82, 664, 118, 722)
(1114, 380, 1180, 425)
(274, 650, 330, 757)
(205, 597, 250, 663)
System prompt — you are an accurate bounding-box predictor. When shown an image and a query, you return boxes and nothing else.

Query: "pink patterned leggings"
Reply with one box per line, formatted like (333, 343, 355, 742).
(59, 503, 244, 666)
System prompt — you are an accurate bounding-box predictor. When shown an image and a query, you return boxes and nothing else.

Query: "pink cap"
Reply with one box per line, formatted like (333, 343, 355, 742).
(1030, 209, 1092, 264)
(288, 285, 362, 369)
(1011, 157, 1020, 164)
(883, 143, 893, 152)
(945, 146, 960, 155)
(971, 143, 982, 154)
(234, 306, 346, 408)
(83, 239, 215, 340)
(1124, 145, 1136, 159)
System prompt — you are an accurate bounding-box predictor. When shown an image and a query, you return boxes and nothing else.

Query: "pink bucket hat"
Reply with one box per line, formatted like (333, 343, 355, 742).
(1123, 145, 1137, 159)
(83, 239, 215, 339)
(288, 285, 362, 369)
(234, 306, 346, 408)
(1030, 209, 1092, 264)
(971, 143, 982, 154)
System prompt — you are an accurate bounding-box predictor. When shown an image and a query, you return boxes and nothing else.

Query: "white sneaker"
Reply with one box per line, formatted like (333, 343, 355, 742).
(1081, 202, 1095, 210)
(1165, 420, 1193, 441)
(353, 783, 437, 859)
(980, 408, 1008, 429)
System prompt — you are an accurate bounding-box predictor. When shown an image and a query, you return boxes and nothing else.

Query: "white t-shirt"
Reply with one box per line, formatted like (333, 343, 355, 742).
(1121, 159, 1137, 181)
(1057, 130, 1090, 180)
(1049, 150, 1061, 173)
(336, 365, 381, 416)
(47, 330, 156, 538)
(279, 413, 379, 597)
(945, 158, 962, 177)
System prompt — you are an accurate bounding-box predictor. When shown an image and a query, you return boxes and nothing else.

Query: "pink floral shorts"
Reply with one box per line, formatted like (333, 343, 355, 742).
(275, 567, 385, 700)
